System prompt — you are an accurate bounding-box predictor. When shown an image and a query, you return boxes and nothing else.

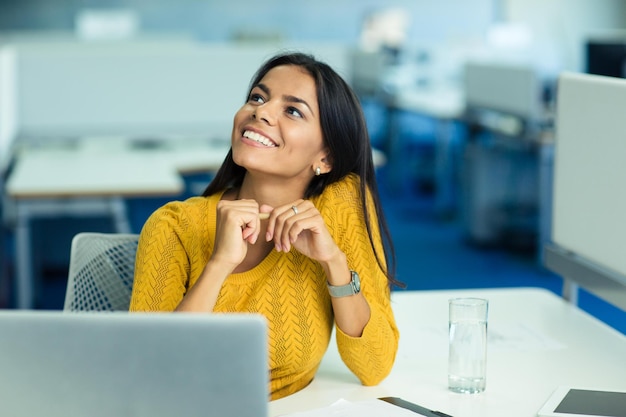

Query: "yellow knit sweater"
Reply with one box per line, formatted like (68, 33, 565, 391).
(129, 174, 399, 400)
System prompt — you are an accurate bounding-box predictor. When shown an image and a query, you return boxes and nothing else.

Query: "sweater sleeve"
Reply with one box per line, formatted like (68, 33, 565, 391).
(129, 201, 194, 312)
(321, 176, 400, 386)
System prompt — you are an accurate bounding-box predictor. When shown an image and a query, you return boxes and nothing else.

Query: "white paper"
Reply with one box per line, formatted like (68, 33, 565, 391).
(280, 398, 418, 417)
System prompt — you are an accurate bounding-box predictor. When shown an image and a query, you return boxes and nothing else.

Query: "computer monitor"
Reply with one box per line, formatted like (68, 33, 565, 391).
(585, 40, 626, 78)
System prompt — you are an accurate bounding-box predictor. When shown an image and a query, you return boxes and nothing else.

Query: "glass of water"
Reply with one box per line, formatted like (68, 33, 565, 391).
(448, 297, 489, 394)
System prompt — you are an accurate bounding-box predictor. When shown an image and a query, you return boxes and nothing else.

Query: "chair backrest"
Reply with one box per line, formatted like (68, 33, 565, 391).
(64, 232, 139, 311)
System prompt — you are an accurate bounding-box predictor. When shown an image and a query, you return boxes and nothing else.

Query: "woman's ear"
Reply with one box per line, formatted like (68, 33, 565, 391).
(316, 153, 333, 175)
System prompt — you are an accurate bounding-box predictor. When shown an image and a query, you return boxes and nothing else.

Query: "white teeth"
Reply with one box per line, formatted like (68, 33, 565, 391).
(243, 130, 276, 147)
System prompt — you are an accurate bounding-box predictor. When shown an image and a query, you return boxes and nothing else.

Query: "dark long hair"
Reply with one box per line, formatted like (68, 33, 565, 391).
(203, 52, 401, 288)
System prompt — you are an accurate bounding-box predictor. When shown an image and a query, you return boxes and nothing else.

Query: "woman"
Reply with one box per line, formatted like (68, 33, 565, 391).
(130, 52, 400, 400)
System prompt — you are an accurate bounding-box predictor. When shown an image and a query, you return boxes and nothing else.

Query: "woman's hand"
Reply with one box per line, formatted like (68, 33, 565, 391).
(264, 199, 342, 263)
(176, 199, 269, 313)
(212, 199, 264, 269)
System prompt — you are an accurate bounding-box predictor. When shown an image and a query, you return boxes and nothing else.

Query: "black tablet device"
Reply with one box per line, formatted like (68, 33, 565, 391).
(537, 387, 626, 417)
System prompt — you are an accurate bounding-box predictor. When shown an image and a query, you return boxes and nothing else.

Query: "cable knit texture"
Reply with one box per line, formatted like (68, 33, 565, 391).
(129, 173, 399, 400)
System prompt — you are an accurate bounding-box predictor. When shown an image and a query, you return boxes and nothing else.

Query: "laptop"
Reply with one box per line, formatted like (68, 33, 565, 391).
(0, 311, 268, 417)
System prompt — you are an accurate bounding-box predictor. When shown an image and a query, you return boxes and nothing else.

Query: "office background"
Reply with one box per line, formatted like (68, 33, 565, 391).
(2, 0, 625, 72)
(1, 0, 625, 334)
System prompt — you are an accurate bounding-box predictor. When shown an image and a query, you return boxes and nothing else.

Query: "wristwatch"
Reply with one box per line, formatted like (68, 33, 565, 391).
(327, 270, 361, 297)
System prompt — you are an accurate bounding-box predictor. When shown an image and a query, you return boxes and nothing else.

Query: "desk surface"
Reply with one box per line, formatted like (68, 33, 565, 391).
(270, 287, 626, 417)
(6, 138, 230, 199)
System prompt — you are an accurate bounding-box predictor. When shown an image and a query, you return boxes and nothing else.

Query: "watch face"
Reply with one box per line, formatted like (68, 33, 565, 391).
(351, 271, 361, 293)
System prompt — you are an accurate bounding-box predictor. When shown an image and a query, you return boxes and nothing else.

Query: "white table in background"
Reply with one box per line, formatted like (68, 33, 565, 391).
(270, 287, 626, 417)
(5, 137, 230, 309)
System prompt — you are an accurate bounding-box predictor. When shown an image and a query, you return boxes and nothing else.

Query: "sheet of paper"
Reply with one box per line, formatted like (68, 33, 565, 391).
(280, 398, 419, 417)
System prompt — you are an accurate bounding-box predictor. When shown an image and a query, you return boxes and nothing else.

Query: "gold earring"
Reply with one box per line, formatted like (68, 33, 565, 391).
(315, 167, 321, 176)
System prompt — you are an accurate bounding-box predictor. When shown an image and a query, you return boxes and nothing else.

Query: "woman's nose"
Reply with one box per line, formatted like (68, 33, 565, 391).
(252, 102, 276, 125)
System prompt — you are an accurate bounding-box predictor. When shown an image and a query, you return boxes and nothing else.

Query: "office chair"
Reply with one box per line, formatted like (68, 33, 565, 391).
(64, 232, 139, 311)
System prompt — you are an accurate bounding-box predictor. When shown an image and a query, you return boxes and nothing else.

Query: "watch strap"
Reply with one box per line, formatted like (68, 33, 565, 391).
(327, 270, 361, 297)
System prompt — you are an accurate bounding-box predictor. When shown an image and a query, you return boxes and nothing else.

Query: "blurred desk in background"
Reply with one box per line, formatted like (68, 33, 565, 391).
(350, 48, 466, 216)
(5, 137, 230, 309)
(390, 85, 465, 120)
(459, 60, 555, 257)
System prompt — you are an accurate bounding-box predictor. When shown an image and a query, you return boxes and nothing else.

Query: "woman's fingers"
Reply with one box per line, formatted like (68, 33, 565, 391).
(267, 200, 324, 252)
(265, 200, 299, 249)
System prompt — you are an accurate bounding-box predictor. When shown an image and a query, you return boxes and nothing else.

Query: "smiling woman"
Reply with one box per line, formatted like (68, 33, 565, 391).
(129, 52, 401, 400)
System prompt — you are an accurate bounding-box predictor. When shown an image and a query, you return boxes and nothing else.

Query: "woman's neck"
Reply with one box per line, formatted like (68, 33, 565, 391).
(237, 174, 308, 206)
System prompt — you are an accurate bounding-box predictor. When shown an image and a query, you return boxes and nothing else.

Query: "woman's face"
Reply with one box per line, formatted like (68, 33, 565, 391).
(231, 65, 327, 181)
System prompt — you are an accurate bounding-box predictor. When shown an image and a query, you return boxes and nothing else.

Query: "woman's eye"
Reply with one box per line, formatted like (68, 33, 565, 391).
(287, 107, 303, 118)
(249, 93, 265, 104)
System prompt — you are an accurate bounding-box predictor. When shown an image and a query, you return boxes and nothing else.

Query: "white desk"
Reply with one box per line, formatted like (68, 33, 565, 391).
(5, 138, 230, 309)
(270, 288, 626, 417)
(390, 85, 465, 120)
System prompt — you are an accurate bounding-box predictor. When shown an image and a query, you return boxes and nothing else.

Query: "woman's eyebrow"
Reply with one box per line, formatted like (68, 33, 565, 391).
(256, 83, 271, 96)
(254, 83, 314, 116)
